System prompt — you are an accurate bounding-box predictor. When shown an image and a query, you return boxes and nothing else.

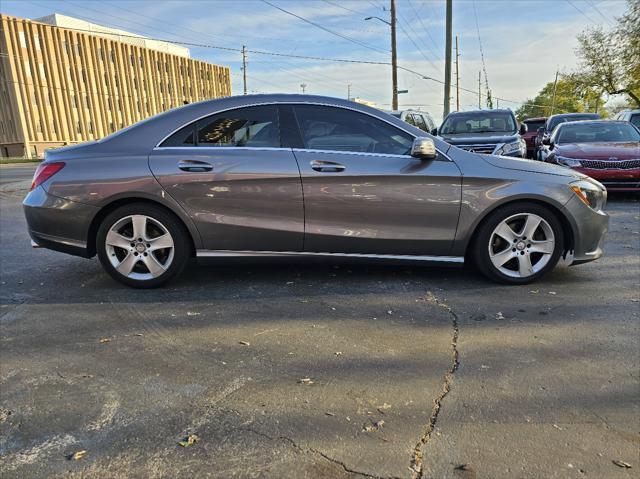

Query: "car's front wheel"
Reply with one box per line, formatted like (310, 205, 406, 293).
(473, 202, 564, 284)
(96, 203, 190, 288)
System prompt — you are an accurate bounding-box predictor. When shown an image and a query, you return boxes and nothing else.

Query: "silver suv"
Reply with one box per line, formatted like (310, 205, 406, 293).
(390, 109, 436, 133)
(613, 109, 640, 129)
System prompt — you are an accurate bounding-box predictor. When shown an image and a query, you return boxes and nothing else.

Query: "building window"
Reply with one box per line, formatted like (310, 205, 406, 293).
(130, 54, 135, 66)
(110, 50, 115, 63)
(62, 40, 69, 55)
(88, 121, 93, 134)
(74, 43, 81, 55)
(36, 121, 42, 133)
(48, 92, 53, 106)
(31, 92, 38, 105)
(39, 64, 46, 79)
(33, 34, 41, 51)
(24, 61, 31, 77)
(98, 47, 104, 62)
(72, 95, 78, 109)
(84, 95, 90, 108)
(77, 121, 82, 134)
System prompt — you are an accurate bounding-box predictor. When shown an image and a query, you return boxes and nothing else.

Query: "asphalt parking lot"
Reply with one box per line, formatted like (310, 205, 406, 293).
(1, 164, 638, 479)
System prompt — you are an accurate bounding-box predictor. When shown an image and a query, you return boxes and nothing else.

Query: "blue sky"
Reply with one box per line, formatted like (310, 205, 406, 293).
(1, 0, 628, 120)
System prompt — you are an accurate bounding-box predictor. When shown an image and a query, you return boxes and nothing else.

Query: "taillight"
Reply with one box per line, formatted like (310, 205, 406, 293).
(30, 162, 65, 191)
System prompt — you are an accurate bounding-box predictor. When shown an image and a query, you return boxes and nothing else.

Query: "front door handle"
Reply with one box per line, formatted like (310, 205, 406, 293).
(178, 160, 213, 172)
(310, 160, 346, 173)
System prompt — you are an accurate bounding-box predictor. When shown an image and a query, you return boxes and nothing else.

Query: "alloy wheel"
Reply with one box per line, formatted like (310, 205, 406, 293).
(105, 214, 175, 280)
(488, 213, 555, 279)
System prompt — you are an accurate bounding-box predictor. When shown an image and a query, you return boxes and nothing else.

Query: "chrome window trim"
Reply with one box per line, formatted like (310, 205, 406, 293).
(152, 146, 293, 152)
(196, 249, 464, 263)
(153, 100, 452, 161)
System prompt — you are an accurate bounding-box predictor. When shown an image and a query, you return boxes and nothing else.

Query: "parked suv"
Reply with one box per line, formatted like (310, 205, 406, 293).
(390, 109, 436, 133)
(521, 117, 547, 159)
(436, 109, 527, 157)
(614, 109, 640, 128)
(535, 113, 600, 161)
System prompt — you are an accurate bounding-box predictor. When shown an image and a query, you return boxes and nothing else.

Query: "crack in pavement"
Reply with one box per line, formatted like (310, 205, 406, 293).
(410, 291, 460, 478)
(240, 427, 402, 479)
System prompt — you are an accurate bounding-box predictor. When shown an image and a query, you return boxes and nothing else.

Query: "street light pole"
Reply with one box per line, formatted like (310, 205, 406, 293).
(390, 0, 398, 110)
(364, 0, 398, 110)
(443, 0, 452, 117)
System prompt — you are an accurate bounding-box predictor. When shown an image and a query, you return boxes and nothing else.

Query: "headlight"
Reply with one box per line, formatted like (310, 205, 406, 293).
(557, 155, 582, 167)
(497, 140, 525, 156)
(570, 179, 606, 211)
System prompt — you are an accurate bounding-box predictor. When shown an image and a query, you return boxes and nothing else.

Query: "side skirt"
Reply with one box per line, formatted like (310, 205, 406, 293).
(196, 250, 464, 264)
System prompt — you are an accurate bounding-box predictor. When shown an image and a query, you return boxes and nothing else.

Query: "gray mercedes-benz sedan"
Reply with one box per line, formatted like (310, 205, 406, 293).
(24, 94, 608, 288)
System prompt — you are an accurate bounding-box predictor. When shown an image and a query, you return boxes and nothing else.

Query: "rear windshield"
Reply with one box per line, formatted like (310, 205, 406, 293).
(547, 114, 599, 132)
(524, 120, 545, 131)
(556, 122, 640, 143)
(441, 111, 516, 135)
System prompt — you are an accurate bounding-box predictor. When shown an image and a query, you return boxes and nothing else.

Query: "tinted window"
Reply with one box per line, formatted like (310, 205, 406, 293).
(294, 105, 413, 155)
(404, 114, 417, 126)
(524, 119, 545, 131)
(556, 122, 640, 143)
(547, 114, 599, 132)
(161, 123, 195, 146)
(441, 111, 516, 134)
(197, 105, 280, 147)
(630, 114, 640, 128)
(413, 114, 428, 131)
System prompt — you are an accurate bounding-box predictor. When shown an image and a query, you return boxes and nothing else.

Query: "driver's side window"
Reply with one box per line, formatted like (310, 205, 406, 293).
(293, 105, 413, 156)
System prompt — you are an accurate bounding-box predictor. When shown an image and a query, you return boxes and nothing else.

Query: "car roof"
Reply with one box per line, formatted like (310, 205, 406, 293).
(62, 94, 449, 156)
(523, 117, 547, 122)
(556, 119, 630, 127)
(548, 112, 600, 119)
(446, 108, 512, 115)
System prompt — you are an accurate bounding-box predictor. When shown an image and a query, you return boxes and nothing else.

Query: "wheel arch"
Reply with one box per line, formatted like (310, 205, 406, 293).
(463, 197, 575, 263)
(86, 196, 199, 257)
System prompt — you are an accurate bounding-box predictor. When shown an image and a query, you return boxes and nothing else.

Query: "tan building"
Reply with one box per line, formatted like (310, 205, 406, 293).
(0, 13, 231, 158)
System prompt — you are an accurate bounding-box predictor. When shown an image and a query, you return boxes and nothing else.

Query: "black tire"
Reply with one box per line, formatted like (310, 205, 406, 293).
(96, 203, 191, 288)
(472, 202, 564, 285)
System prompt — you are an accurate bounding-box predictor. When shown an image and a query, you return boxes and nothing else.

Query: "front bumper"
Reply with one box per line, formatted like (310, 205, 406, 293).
(572, 167, 640, 192)
(562, 195, 609, 265)
(23, 186, 99, 258)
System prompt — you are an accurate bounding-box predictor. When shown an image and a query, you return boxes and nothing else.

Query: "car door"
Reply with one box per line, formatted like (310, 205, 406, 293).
(289, 104, 462, 256)
(149, 105, 304, 251)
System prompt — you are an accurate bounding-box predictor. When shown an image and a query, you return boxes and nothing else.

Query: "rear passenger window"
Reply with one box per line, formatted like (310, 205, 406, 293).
(198, 105, 280, 147)
(161, 124, 194, 146)
(159, 105, 280, 148)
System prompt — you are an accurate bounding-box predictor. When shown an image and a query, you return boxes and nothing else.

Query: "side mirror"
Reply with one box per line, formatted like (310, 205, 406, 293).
(430, 127, 438, 136)
(519, 123, 528, 135)
(411, 137, 437, 160)
(542, 137, 551, 145)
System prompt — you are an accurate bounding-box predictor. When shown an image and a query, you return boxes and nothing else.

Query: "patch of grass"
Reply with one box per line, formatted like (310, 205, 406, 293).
(0, 158, 42, 165)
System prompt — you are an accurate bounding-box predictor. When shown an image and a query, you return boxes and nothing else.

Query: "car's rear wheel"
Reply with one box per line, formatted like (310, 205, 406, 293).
(96, 203, 190, 288)
(473, 202, 564, 284)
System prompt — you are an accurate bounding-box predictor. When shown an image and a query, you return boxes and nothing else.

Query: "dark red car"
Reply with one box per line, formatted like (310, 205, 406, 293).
(546, 120, 640, 192)
(521, 117, 546, 158)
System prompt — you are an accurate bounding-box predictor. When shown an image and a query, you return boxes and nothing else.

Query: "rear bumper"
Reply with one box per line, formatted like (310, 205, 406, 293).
(23, 186, 98, 258)
(562, 195, 609, 265)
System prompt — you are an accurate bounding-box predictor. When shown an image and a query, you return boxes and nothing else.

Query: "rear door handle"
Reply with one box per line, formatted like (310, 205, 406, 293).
(310, 160, 346, 172)
(178, 160, 213, 172)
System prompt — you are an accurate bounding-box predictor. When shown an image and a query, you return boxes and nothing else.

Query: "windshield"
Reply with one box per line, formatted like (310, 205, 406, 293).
(547, 114, 599, 132)
(440, 111, 516, 135)
(556, 122, 640, 144)
(524, 119, 545, 131)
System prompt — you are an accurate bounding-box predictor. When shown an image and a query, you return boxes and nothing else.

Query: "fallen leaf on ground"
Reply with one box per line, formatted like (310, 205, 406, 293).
(530, 290, 539, 294)
(325, 412, 335, 416)
(548, 291, 557, 295)
(98, 338, 111, 343)
(69, 450, 87, 460)
(335, 351, 342, 356)
(377, 403, 392, 413)
(238, 341, 250, 346)
(186, 311, 200, 316)
(495, 312, 505, 320)
(298, 377, 314, 385)
(553, 424, 563, 430)
(178, 434, 199, 447)
(612, 460, 632, 469)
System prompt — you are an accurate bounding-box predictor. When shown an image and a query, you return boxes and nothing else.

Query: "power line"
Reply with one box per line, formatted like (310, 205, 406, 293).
(260, 0, 390, 55)
(407, 0, 442, 56)
(565, 0, 601, 25)
(586, 0, 616, 26)
(472, 0, 491, 102)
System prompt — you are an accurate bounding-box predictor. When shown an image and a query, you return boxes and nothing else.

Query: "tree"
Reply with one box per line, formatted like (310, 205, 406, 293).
(515, 76, 604, 121)
(575, 0, 640, 107)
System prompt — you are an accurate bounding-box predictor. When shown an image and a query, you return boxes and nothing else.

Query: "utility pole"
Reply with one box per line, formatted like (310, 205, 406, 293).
(300, 83, 307, 93)
(550, 67, 559, 115)
(455, 35, 460, 111)
(478, 71, 481, 109)
(347, 84, 352, 101)
(241, 45, 247, 95)
(390, 0, 398, 110)
(443, 0, 452, 117)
